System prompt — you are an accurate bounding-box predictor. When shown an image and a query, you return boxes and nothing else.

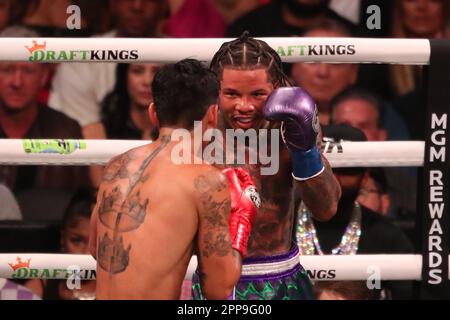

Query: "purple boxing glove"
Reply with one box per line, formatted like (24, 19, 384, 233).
(262, 87, 324, 181)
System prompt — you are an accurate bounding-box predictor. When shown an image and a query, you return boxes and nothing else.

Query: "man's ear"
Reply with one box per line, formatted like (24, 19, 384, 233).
(204, 104, 218, 129)
(148, 103, 160, 128)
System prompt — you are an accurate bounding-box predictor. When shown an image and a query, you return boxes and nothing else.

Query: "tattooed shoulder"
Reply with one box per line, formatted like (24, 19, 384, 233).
(194, 168, 228, 194)
(103, 153, 133, 183)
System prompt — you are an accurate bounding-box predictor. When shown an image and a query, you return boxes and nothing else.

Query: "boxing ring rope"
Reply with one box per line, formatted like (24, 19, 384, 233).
(0, 139, 425, 167)
(0, 37, 430, 64)
(1, 254, 449, 281)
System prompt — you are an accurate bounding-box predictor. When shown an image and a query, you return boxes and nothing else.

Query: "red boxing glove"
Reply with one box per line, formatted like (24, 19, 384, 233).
(222, 168, 261, 257)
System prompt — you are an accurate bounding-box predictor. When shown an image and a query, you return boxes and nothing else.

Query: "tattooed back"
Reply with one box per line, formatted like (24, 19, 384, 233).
(91, 138, 229, 299)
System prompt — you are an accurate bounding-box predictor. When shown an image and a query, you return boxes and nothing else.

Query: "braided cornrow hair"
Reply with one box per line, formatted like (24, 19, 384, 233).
(210, 31, 293, 87)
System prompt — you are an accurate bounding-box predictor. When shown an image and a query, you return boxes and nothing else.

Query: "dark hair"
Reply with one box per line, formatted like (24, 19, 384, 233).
(152, 59, 219, 129)
(101, 64, 159, 140)
(210, 31, 292, 86)
(101, 64, 131, 138)
(62, 188, 96, 230)
(330, 86, 385, 128)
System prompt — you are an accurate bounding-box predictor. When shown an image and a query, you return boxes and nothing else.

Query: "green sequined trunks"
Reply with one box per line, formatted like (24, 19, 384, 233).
(192, 245, 314, 300)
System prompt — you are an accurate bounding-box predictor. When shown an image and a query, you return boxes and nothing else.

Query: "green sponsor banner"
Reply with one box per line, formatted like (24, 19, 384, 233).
(23, 139, 87, 155)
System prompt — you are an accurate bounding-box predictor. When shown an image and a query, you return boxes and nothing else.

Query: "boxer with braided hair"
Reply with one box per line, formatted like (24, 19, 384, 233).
(192, 33, 341, 300)
(210, 31, 292, 88)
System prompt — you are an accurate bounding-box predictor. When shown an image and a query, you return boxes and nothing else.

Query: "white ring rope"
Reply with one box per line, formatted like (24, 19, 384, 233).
(0, 254, 448, 281)
(0, 139, 425, 167)
(0, 37, 431, 64)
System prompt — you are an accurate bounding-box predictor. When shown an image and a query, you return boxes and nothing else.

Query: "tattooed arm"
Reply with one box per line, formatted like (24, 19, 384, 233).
(88, 152, 132, 259)
(88, 155, 123, 259)
(295, 155, 341, 221)
(194, 168, 242, 300)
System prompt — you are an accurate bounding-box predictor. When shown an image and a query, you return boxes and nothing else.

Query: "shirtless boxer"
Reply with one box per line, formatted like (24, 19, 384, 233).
(90, 59, 260, 299)
(192, 33, 341, 300)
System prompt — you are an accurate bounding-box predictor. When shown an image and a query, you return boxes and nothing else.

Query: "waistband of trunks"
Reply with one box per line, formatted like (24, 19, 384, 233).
(241, 245, 300, 277)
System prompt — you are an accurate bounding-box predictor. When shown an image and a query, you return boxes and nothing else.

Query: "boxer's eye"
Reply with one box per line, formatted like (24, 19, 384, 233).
(224, 90, 239, 98)
(252, 91, 268, 99)
(70, 236, 83, 245)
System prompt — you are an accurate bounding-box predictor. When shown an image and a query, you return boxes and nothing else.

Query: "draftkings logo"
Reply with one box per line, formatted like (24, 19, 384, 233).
(8, 257, 96, 280)
(25, 40, 139, 62)
(8, 257, 40, 279)
(307, 269, 336, 280)
(8, 257, 31, 273)
(277, 44, 356, 57)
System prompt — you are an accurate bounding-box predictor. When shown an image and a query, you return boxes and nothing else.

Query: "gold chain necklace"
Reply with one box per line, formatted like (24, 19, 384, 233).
(296, 201, 362, 255)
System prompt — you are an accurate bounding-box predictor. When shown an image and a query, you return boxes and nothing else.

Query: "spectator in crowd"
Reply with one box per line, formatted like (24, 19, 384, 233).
(0, 279, 40, 300)
(291, 19, 411, 133)
(0, 25, 55, 106)
(357, 168, 390, 217)
(296, 125, 414, 299)
(0, 26, 91, 216)
(0, 184, 22, 220)
(330, 86, 407, 140)
(330, 87, 416, 219)
(26, 189, 96, 300)
(356, 0, 448, 103)
(227, 0, 355, 37)
(101, 63, 161, 141)
(290, 19, 358, 125)
(162, 0, 263, 37)
(315, 281, 374, 300)
(49, 0, 166, 141)
(390, 0, 449, 97)
(391, 0, 449, 140)
(162, 0, 228, 37)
